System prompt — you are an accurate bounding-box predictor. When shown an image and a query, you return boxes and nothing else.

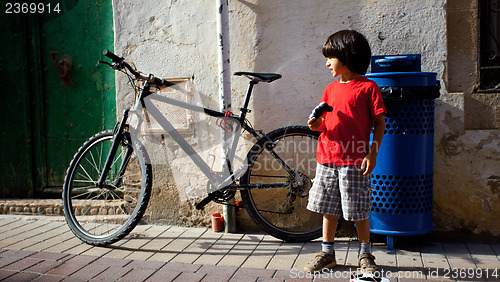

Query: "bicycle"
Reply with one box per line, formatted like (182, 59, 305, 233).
(62, 50, 322, 246)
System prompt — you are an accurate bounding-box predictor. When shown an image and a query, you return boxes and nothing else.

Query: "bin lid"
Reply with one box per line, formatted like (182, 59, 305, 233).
(365, 72, 438, 87)
(371, 54, 421, 73)
(367, 54, 440, 99)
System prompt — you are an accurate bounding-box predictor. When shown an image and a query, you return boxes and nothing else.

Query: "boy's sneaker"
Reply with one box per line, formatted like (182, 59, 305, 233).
(358, 253, 378, 273)
(304, 251, 337, 272)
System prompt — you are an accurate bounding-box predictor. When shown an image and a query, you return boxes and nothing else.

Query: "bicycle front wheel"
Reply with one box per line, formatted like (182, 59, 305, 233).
(240, 126, 322, 242)
(62, 130, 152, 246)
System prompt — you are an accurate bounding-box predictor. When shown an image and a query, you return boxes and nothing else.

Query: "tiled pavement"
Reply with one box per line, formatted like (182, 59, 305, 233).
(0, 215, 499, 281)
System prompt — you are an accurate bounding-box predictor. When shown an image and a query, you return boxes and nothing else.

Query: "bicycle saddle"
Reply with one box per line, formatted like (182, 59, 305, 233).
(234, 72, 282, 83)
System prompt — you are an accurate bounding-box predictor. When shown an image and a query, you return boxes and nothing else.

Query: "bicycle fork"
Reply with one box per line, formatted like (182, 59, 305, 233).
(96, 109, 131, 188)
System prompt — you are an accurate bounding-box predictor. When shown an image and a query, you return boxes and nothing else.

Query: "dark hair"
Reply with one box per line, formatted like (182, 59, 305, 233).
(322, 30, 371, 75)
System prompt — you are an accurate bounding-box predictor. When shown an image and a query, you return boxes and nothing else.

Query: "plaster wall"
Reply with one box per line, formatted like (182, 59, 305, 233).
(112, 0, 500, 235)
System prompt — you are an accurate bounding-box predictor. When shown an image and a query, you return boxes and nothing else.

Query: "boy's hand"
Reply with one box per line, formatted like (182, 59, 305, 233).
(361, 151, 377, 176)
(308, 117, 323, 131)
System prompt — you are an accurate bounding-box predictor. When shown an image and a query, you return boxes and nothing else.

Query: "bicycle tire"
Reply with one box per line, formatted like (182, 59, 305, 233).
(62, 130, 152, 246)
(240, 125, 322, 242)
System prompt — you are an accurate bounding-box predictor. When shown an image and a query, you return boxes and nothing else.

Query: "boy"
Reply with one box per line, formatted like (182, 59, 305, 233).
(304, 30, 386, 273)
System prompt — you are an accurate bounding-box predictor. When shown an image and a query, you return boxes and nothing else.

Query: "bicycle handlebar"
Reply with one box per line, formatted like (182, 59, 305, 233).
(102, 49, 171, 87)
(103, 49, 123, 64)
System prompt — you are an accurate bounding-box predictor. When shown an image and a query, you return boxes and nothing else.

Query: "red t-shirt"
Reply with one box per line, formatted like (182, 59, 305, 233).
(315, 76, 386, 165)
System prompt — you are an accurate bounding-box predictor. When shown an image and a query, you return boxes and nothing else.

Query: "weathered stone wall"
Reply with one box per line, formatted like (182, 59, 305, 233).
(112, 0, 500, 235)
(436, 1, 500, 235)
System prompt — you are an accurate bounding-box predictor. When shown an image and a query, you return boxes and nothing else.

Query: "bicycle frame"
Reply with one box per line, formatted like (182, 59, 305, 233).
(140, 81, 297, 191)
(96, 77, 297, 201)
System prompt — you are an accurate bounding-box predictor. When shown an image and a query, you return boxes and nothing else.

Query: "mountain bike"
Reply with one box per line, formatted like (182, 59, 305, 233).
(62, 50, 322, 246)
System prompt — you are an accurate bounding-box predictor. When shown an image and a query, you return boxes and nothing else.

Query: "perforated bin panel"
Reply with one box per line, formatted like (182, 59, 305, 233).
(369, 99, 435, 236)
(371, 174, 433, 215)
(384, 99, 435, 135)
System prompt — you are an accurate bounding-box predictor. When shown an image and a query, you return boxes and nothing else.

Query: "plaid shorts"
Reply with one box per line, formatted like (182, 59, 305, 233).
(307, 163, 373, 221)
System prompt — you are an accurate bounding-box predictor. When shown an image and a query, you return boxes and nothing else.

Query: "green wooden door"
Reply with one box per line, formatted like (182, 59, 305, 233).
(0, 0, 115, 197)
(0, 12, 34, 198)
(39, 0, 116, 189)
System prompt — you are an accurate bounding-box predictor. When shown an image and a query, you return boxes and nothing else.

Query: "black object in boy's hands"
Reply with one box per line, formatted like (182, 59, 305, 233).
(309, 102, 333, 120)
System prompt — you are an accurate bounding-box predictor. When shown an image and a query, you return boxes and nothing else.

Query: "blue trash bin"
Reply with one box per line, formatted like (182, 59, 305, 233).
(365, 55, 440, 253)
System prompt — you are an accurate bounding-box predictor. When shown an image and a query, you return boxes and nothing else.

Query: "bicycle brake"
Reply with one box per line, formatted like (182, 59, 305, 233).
(98, 60, 113, 67)
(259, 130, 278, 149)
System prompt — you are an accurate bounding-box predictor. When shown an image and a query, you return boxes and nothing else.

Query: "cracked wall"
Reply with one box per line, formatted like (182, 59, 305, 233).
(434, 93, 500, 235)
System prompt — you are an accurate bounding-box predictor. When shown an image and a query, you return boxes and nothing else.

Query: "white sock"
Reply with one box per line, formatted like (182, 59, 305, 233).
(321, 241, 335, 255)
(359, 242, 371, 254)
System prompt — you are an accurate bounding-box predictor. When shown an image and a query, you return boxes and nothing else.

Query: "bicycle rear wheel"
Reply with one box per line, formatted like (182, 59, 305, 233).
(240, 126, 322, 242)
(62, 130, 152, 246)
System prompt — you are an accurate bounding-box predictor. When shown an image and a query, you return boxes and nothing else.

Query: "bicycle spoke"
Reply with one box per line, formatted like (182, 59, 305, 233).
(88, 192, 104, 201)
(116, 203, 128, 215)
(89, 149, 102, 175)
(86, 151, 101, 173)
(71, 190, 95, 199)
(75, 173, 93, 185)
(109, 190, 124, 202)
(110, 149, 125, 170)
(74, 179, 96, 184)
(77, 164, 96, 185)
